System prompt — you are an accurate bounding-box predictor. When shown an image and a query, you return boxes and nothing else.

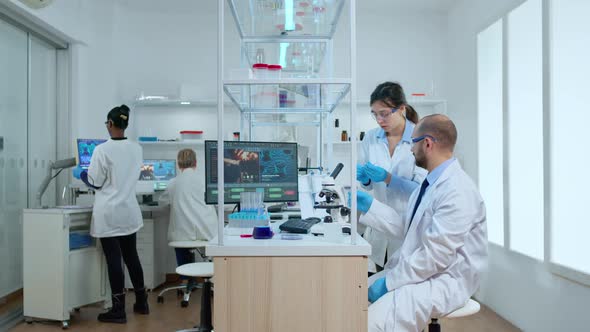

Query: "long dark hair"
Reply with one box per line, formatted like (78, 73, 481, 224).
(107, 104, 130, 129)
(370, 82, 419, 124)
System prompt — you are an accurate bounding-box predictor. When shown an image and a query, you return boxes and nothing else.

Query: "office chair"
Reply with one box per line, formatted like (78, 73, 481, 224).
(157, 240, 209, 307)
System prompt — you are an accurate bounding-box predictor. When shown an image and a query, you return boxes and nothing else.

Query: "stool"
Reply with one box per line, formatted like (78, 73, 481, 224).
(175, 262, 214, 332)
(157, 240, 209, 307)
(428, 299, 480, 332)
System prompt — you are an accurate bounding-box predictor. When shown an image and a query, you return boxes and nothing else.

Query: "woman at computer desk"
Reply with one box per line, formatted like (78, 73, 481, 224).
(73, 104, 149, 323)
(159, 148, 217, 288)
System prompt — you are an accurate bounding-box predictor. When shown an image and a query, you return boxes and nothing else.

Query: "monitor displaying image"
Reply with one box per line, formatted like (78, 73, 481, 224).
(205, 140, 298, 204)
(139, 159, 176, 181)
(76, 138, 107, 169)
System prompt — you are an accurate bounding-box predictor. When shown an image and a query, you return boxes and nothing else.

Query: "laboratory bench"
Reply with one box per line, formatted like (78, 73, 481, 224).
(206, 229, 371, 332)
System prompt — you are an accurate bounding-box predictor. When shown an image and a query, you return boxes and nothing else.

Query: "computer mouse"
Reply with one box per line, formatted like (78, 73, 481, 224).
(341, 224, 351, 235)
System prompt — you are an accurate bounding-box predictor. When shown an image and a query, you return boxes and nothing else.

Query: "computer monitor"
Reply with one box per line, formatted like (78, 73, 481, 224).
(76, 138, 107, 169)
(204, 140, 299, 204)
(139, 159, 177, 181)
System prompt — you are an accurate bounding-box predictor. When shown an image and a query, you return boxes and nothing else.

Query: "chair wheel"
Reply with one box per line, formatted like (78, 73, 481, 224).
(181, 300, 189, 307)
(157, 296, 164, 303)
(177, 289, 184, 297)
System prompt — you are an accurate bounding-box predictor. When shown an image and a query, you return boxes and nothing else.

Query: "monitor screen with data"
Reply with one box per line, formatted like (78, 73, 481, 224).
(204, 140, 298, 204)
(139, 159, 176, 181)
(76, 138, 107, 169)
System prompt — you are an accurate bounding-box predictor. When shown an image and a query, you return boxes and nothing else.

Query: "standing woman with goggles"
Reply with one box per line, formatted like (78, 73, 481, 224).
(357, 82, 427, 273)
(76, 105, 148, 323)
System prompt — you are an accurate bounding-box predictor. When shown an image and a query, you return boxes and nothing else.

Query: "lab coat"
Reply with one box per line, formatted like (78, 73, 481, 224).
(362, 160, 487, 332)
(87, 139, 143, 238)
(159, 168, 217, 242)
(359, 124, 426, 269)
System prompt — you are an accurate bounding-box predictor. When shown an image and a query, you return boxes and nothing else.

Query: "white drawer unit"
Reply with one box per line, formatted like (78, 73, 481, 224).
(124, 215, 169, 290)
(23, 208, 108, 329)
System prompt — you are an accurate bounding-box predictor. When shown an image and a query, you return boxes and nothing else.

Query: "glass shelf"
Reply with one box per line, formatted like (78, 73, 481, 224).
(243, 40, 327, 74)
(227, 0, 346, 39)
(223, 78, 350, 113)
(132, 99, 217, 108)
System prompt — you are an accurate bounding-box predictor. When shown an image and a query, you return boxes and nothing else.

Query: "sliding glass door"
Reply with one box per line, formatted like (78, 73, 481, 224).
(0, 18, 28, 298)
(0, 19, 58, 298)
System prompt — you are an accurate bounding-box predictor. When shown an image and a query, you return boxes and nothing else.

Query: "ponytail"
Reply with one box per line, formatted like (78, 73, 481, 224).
(107, 104, 130, 129)
(405, 104, 419, 124)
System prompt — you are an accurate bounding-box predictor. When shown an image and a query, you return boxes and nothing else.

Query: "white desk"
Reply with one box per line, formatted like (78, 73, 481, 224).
(207, 231, 371, 332)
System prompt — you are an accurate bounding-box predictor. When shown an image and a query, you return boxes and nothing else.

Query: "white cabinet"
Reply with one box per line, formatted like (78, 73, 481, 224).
(124, 211, 169, 290)
(23, 208, 107, 328)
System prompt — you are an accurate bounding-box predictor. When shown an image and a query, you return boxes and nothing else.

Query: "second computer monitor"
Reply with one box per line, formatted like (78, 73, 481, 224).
(139, 159, 177, 181)
(204, 140, 298, 204)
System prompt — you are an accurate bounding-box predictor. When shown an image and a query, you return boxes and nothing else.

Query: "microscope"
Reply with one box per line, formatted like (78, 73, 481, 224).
(314, 163, 351, 223)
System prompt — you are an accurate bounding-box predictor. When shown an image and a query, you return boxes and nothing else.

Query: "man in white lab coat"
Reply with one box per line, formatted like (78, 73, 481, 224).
(356, 114, 487, 332)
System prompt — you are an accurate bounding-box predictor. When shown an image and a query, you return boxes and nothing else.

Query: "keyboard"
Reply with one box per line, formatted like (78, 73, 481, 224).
(279, 218, 321, 234)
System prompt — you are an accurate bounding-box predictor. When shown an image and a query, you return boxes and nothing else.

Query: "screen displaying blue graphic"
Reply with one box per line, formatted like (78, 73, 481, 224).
(204, 141, 298, 204)
(76, 138, 107, 169)
(139, 159, 176, 181)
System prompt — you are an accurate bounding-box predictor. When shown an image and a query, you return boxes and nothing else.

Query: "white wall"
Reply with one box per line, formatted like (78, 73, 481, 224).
(448, 0, 590, 331)
(7, 0, 119, 141)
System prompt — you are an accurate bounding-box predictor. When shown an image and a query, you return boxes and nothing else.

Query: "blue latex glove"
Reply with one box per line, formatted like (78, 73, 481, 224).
(368, 277, 388, 303)
(356, 164, 370, 184)
(347, 191, 374, 213)
(72, 166, 84, 179)
(365, 162, 388, 183)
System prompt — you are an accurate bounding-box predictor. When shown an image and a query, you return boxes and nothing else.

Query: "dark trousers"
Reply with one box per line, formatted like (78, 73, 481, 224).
(175, 248, 196, 281)
(100, 233, 145, 294)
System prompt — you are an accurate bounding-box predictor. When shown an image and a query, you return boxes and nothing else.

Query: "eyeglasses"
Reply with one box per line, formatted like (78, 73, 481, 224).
(411, 134, 437, 147)
(104, 120, 110, 126)
(371, 107, 399, 121)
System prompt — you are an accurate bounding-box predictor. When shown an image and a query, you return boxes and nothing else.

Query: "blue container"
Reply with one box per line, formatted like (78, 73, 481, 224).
(138, 136, 158, 142)
(69, 232, 93, 250)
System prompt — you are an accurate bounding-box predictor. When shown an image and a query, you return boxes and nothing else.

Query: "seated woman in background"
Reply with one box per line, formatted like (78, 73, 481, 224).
(159, 148, 217, 285)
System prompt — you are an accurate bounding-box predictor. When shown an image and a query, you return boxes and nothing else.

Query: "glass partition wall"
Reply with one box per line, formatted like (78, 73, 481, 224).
(0, 18, 60, 304)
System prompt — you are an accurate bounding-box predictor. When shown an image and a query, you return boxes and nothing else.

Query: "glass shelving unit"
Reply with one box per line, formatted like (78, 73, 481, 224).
(217, 0, 358, 245)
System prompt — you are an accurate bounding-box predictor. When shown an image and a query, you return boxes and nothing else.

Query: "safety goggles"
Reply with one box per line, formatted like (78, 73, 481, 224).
(370, 107, 400, 121)
(411, 134, 437, 148)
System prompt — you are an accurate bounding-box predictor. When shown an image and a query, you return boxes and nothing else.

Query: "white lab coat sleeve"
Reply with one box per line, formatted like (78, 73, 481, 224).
(360, 199, 405, 240)
(158, 179, 175, 206)
(387, 174, 419, 198)
(86, 147, 107, 189)
(385, 189, 479, 291)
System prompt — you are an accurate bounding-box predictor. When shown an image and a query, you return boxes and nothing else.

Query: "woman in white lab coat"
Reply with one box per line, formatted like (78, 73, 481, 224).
(159, 149, 217, 285)
(79, 105, 148, 323)
(358, 82, 427, 272)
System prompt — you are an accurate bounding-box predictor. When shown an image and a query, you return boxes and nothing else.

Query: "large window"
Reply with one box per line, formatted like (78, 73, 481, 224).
(478, 0, 590, 284)
(550, 0, 590, 277)
(477, 19, 504, 246)
(507, 0, 544, 260)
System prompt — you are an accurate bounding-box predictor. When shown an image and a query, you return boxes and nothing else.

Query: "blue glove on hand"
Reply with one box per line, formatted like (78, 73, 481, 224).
(368, 276, 388, 303)
(365, 162, 388, 183)
(356, 164, 370, 184)
(347, 191, 374, 213)
(72, 166, 84, 180)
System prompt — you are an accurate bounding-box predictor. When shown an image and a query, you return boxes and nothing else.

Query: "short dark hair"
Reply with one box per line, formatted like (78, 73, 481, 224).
(107, 104, 130, 129)
(417, 114, 457, 151)
(370, 82, 419, 124)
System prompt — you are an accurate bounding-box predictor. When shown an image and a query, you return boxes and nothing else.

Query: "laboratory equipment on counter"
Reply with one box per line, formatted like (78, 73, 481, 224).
(313, 163, 350, 223)
(36, 157, 77, 207)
